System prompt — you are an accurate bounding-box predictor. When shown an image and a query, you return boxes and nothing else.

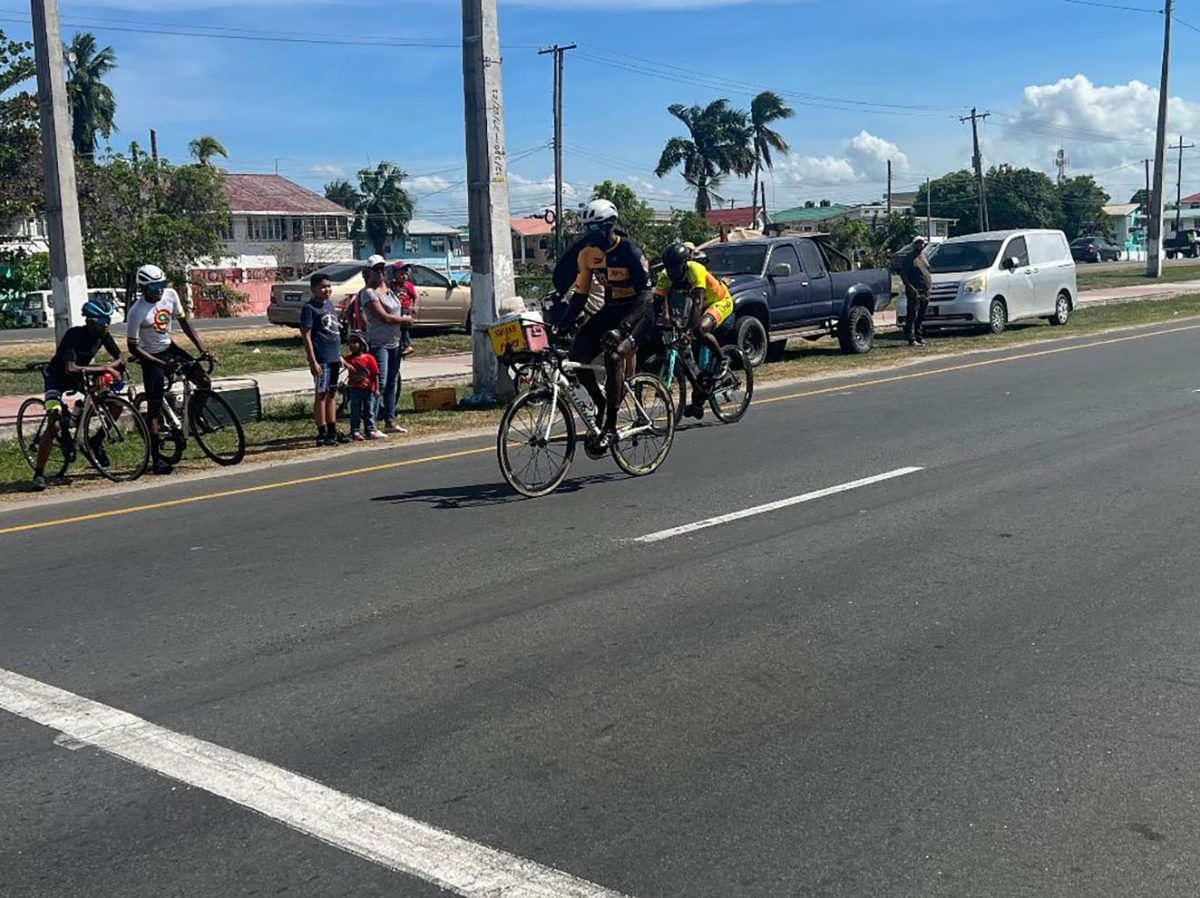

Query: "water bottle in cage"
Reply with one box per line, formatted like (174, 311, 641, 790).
(569, 381, 595, 418)
(698, 345, 712, 374)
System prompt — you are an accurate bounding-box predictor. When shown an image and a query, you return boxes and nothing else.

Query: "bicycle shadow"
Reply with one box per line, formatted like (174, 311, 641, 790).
(371, 471, 625, 510)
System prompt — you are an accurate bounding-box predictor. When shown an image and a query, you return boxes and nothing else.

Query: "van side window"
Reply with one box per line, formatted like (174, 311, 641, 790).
(1028, 233, 1066, 265)
(1005, 236, 1029, 267)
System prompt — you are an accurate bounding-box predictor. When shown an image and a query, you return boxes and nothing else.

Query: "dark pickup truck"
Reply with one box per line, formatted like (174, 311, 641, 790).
(702, 236, 894, 365)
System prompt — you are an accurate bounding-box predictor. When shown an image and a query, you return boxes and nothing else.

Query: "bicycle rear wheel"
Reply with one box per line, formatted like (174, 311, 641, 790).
(132, 393, 186, 465)
(611, 374, 675, 477)
(81, 396, 151, 482)
(498, 389, 576, 498)
(17, 398, 69, 479)
(189, 390, 246, 466)
(709, 346, 754, 424)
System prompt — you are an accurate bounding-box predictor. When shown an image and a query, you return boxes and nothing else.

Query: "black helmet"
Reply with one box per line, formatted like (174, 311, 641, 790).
(662, 242, 692, 280)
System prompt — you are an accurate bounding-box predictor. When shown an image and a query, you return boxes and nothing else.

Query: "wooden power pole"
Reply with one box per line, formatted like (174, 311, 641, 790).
(538, 43, 575, 254)
(1148, 0, 1175, 277)
(961, 107, 991, 231)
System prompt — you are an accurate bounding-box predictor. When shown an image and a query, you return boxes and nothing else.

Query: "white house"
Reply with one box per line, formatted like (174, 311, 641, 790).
(0, 216, 50, 255)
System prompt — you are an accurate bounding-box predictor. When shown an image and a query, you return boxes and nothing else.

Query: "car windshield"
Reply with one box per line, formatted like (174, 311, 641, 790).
(927, 240, 1004, 273)
(702, 245, 769, 276)
(308, 262, 363, 283)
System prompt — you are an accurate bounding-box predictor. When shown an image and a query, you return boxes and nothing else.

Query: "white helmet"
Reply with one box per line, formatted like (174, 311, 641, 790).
(579, 199, 618, 227)
(136, 264, 167, 287)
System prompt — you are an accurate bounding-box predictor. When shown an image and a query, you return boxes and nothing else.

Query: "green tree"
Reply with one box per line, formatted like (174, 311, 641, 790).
(355, 162, 413, 255)
(592, 180, 656, 243)
(64, 32, 117, 160)
(915, 170, 978, 237)
(1059, 175, 1111, 238)
(0, 29, 40, 224)
(0, 250, 50, 294)
(985, 165, 1063, 233)
(324, 179, 360, 212)
(827, 212, 916, 268)
(748, 91, 793, 219)
(1129, 188, 1150, 210)
(588, 181, 714, 262)
(78, 148, 230, 289)
(188, 135, 229, 167)
(655, 99, 754, 215)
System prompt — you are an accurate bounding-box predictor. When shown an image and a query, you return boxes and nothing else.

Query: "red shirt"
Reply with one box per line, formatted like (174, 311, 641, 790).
(395, 281, 417, 315)
(343, 351, 380, 392)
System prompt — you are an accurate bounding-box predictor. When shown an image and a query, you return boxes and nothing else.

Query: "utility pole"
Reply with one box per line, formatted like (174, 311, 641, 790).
(1055, 147, 1069, 186)
(1170, 134, 1193, 233)
(463, 0, 516, 401)
(960, 107, 991, 231)
(150, 129, 159, 164)
(925, 177, 932, 241)
(1148, 0, 1174, 277)
(31, 0, 88, 341)
(538, 43, 574, 254)
(886, 159, 892, 215)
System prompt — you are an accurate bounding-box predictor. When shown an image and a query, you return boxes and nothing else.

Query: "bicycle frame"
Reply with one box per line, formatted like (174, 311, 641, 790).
(531, 356, 659, 445)
(58, 380, 124, 454)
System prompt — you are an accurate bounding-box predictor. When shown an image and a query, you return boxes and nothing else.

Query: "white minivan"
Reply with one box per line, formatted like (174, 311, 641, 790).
(19, 288, 127, 329)
(897, 229, 1077, 334)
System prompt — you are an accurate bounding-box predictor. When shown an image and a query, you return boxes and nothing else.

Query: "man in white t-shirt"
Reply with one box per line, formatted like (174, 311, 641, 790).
(126, 263, 216, 474)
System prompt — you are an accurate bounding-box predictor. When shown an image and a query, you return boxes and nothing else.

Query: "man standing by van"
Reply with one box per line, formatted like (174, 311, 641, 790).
(896, 236, 933, 346)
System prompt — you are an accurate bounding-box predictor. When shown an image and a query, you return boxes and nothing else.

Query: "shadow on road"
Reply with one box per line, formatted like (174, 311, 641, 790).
(371, 471, 625, 509)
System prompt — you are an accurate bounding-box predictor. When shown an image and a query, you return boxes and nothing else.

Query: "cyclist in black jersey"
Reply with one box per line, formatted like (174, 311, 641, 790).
(552, 199, 656, 449)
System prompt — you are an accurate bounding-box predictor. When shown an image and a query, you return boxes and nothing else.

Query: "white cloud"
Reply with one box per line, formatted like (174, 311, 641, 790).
(773, 130, 907, 188)
(1004, 75, 1200, 171)
(309, 164, 346, 179)
(846, 130, 908, 177)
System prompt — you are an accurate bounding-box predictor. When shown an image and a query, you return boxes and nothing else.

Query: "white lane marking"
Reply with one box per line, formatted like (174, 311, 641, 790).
(632, 467, 924, 544)
(0, 668, 634, 898)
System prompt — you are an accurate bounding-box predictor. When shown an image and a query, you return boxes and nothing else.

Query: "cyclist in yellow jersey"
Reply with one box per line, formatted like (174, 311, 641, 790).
(655, 242, 733, 379)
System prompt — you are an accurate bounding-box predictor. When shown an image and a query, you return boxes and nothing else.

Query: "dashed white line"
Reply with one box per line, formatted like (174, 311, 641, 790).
(632, 467, 924, 544)
(0, 667, 634, 898)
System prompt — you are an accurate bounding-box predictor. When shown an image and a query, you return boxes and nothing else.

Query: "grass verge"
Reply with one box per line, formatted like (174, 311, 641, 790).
(1075, 261, 1200, 292)
(3, 292, 1200, 501)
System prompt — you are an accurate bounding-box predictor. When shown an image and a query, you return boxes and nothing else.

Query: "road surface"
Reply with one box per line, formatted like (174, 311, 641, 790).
(3, 319, 1200, 897)
(0, 315, 271, 345)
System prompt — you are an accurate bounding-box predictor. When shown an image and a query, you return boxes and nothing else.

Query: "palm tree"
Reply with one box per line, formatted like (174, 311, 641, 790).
(64, 32, 117, 160)
(749, 91, 793, 222)
(188, 135, 229, 167)
(655, 99, 754, 216)
(355, 162, 414, 255)
(324, 179, 360, 212)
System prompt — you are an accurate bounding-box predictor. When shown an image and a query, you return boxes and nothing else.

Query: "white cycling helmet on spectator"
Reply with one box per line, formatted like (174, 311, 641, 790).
(579, 199, 618, 228)
(136, 263, 167, 288)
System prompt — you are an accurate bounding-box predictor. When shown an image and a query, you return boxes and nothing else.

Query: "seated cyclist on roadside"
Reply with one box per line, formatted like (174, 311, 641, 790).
(552, 199, 654, 449)
(655, 241, 733, 384)
(30, 298, 125, 493)
(125, 264, 215, 475)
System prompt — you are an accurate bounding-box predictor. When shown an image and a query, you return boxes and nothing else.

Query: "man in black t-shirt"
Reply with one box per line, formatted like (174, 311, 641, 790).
(31, 298, 126, 491)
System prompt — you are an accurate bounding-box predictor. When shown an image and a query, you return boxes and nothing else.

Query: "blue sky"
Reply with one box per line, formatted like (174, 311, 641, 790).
(4, 0, 1199, 223)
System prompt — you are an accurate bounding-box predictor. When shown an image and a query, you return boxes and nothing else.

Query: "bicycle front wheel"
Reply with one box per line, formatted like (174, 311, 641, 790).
(643, 354, 687, 425)
(497, 389, 577, 498)
(709, 346, 754, 424)
(611, 374, 676, 477)
(81, 396, 151, 482)
(189, 390, 246, 466)
(17, 398, 69, 479)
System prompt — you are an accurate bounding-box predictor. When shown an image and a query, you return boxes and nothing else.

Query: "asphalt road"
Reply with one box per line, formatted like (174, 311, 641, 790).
(0, 315, 271, 344)
(3, 320, 1200, 897)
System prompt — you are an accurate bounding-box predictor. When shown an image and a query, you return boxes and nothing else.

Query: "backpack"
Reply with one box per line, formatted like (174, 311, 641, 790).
(342, 290, 367, 333)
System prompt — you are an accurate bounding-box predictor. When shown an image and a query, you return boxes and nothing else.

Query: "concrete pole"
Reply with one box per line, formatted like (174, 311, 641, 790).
(1148, 0, 1173, 277)
(462, 0, 516, 401)
(31, 0, 88, 341)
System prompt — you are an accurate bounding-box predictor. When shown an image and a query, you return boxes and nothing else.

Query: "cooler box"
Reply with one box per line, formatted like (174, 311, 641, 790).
(412, 387, 458, 412)
(488, 312, 548, 358)
(212, 377, 262, 424)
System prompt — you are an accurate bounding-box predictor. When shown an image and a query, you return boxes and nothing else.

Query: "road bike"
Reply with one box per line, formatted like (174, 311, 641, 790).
(17, 364, 152, 482)
(643, 323, 753, 426)
(131, 356, 246, 466)
(496, 345, 676, 498)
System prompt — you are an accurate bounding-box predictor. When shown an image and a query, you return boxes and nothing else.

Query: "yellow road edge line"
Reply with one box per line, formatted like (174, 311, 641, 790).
(0, 447, 493, 537)
(753, 321, 1200, 406)
(6, 320, 1200, 538)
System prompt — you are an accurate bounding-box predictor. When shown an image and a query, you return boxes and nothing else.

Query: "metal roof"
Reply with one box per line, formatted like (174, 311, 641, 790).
(224, 174, 351, 216)
(771, 203, 856, 223)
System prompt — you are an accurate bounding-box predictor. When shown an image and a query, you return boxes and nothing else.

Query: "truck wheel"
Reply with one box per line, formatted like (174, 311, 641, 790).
(735, 316, 768, 367)
(837, 305, 874, 354)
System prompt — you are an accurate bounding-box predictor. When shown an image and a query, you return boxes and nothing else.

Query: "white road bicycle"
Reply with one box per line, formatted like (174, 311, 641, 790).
(497, 346, 676, 498)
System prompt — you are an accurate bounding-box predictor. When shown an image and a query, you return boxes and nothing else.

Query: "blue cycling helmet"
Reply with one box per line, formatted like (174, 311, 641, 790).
(81, 297, 114, 324)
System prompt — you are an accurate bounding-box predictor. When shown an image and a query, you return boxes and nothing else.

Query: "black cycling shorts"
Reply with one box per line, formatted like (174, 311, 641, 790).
(138, 344, 195, 401)
(569, 297, 653, 364)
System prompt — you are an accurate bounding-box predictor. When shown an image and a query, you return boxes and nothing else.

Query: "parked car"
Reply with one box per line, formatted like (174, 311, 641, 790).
(1070, 235, 1122, 263)
(15, 288, 126, 329)
(1164, 229, 1200, 259)
(268, 260, 472, 332)
(897, 229, 1077, 334)
(700, 235, 894, 365)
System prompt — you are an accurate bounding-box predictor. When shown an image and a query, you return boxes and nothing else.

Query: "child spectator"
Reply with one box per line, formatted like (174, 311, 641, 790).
(391, 262, 418, 357)
(342, 331, 382, 441)
(301, 272, 347, 446)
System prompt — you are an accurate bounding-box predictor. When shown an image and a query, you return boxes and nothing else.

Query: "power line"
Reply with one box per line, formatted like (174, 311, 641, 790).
(1060, 0, 1159, 11)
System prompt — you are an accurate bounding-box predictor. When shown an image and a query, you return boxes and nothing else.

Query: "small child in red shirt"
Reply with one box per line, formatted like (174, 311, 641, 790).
(392, 262, 418, 357)
(342, 331, 382, 441)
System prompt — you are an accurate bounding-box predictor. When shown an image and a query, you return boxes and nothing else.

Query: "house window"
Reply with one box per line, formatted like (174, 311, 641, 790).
(935, 221, 947, 236)
(404, 237, 420, 253)
(249, 216, 285, 241)
(430, 236, 447, 253)
(221, 218, 235, 240)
